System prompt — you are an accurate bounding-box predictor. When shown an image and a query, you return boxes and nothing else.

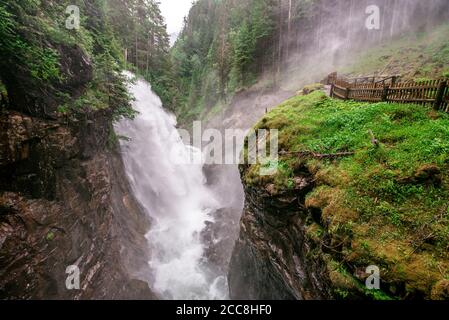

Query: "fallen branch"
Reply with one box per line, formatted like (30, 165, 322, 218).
(279, 150, 355, 159)
(368, 129, 379, 147)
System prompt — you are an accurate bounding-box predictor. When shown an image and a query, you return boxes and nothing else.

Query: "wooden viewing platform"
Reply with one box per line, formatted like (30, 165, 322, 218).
(325, 73, 449, 113)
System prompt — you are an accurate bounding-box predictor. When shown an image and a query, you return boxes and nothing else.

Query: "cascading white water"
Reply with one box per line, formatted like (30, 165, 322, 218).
(114, 73, 228, 300)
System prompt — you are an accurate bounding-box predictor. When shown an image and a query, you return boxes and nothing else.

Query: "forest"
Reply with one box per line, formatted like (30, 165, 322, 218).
(0, 0, 171, 118)
(3, 0, 447, 120)
(168, 0, 449, 123)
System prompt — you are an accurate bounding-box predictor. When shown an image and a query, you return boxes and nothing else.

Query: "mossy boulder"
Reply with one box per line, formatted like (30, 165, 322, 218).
(240, 91, 449, 300)
(297, 83, 325, 96)
(431, 280, 449, 300)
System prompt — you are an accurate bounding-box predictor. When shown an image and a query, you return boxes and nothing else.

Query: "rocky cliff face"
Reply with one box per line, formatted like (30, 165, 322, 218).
(0, 109, 155, 299)
(0, 0, 157, 300)
(229, 90, 449, 301)
(228, 166, 334, 300)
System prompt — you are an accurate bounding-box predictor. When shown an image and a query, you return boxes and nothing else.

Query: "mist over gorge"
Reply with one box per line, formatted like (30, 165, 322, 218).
(1, 0, 449, 303)
(172, 0, 449, 132)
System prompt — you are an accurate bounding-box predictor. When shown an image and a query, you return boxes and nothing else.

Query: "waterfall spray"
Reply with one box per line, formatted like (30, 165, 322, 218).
(115, 73, 228, 300)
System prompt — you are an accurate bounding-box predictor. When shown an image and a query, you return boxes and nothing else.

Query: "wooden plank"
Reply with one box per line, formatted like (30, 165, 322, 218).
(334, 84, 347, 91)
(413, 81, 418, 103)
(419, 81, 424, 104)
(399, 82, 404, 100)
(351, 88, 384, 92)
(434, 80, 447, 110)
(391, 82, 397, 100)
(428, 80, 434, 102)
(424, 80, 431, 103)
(333, 91, 346, 99)
(443, 86, 449, 111)
(358, 97, 382, 102)
(388, 98, 435, 103)
(418, 81, 423, 103)
(402, 82, 408, 102)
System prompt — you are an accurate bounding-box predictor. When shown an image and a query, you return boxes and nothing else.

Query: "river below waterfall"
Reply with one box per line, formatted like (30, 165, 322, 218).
(114, 74, 231, 300)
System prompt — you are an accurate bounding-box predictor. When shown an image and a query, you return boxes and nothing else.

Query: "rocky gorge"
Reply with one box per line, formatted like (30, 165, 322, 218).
(228, 91, 449, 300)
(0, 3, 155, 295)
(0, 106, 155, 299)
(1, 0, 449, 301)
(228, 180, 333, 300)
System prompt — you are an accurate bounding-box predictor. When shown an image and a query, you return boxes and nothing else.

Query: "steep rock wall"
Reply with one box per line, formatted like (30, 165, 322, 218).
(228, 168, 333, 300)
(0, 109, 155, 299)
(229, 91, 449, 301)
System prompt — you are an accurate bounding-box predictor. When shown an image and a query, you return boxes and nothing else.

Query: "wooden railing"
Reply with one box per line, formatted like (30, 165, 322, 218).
(327, 73, 449, 112)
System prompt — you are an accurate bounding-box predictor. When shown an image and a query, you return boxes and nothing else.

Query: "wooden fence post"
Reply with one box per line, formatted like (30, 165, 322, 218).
(327, 72, 337, 85)
(330, 84, 334, 98)
(345, 87, 350, 100)
(382, 85, 390, 102)
(391, 76, 397, 87)
(434, 80, 447, 110)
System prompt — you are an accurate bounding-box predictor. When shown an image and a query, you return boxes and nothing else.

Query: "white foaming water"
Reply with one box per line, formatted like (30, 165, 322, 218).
(115, 73, 228, 300)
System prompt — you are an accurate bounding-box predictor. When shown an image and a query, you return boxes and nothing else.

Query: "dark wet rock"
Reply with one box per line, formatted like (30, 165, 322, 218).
(201, 207, 239, 276)
(0, 111, 78, 199)
(201, 164, 243, 283)
(228, 179, 334, 300)
(0, 110, 155, 300)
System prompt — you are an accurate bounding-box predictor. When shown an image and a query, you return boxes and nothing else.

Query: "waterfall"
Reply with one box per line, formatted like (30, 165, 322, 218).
(114, 73, 228, 300)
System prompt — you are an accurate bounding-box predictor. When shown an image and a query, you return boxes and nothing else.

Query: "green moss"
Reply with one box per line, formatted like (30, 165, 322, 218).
(1, 1, 136, 120)
(0, 3, 61, 83)
(241, 91, 449, 299)
(431, 280, 449, 300)
(46, 231, 55, 241)
(305, 223, 325, 244)
(364, 287, 393, 301)
(299, 83, 324, 95)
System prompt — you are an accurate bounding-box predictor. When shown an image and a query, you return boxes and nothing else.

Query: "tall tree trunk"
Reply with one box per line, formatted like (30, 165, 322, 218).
(277, 0, 283, 79)
(286, 0, 292, 62)
(272, 36, 277, 87)
(219, 34, 226, 99)
(217, 3, 228, 100)
(124, 48, 128, 69)
(135, 31, 139, 72)
(146, 32, 150, 75)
